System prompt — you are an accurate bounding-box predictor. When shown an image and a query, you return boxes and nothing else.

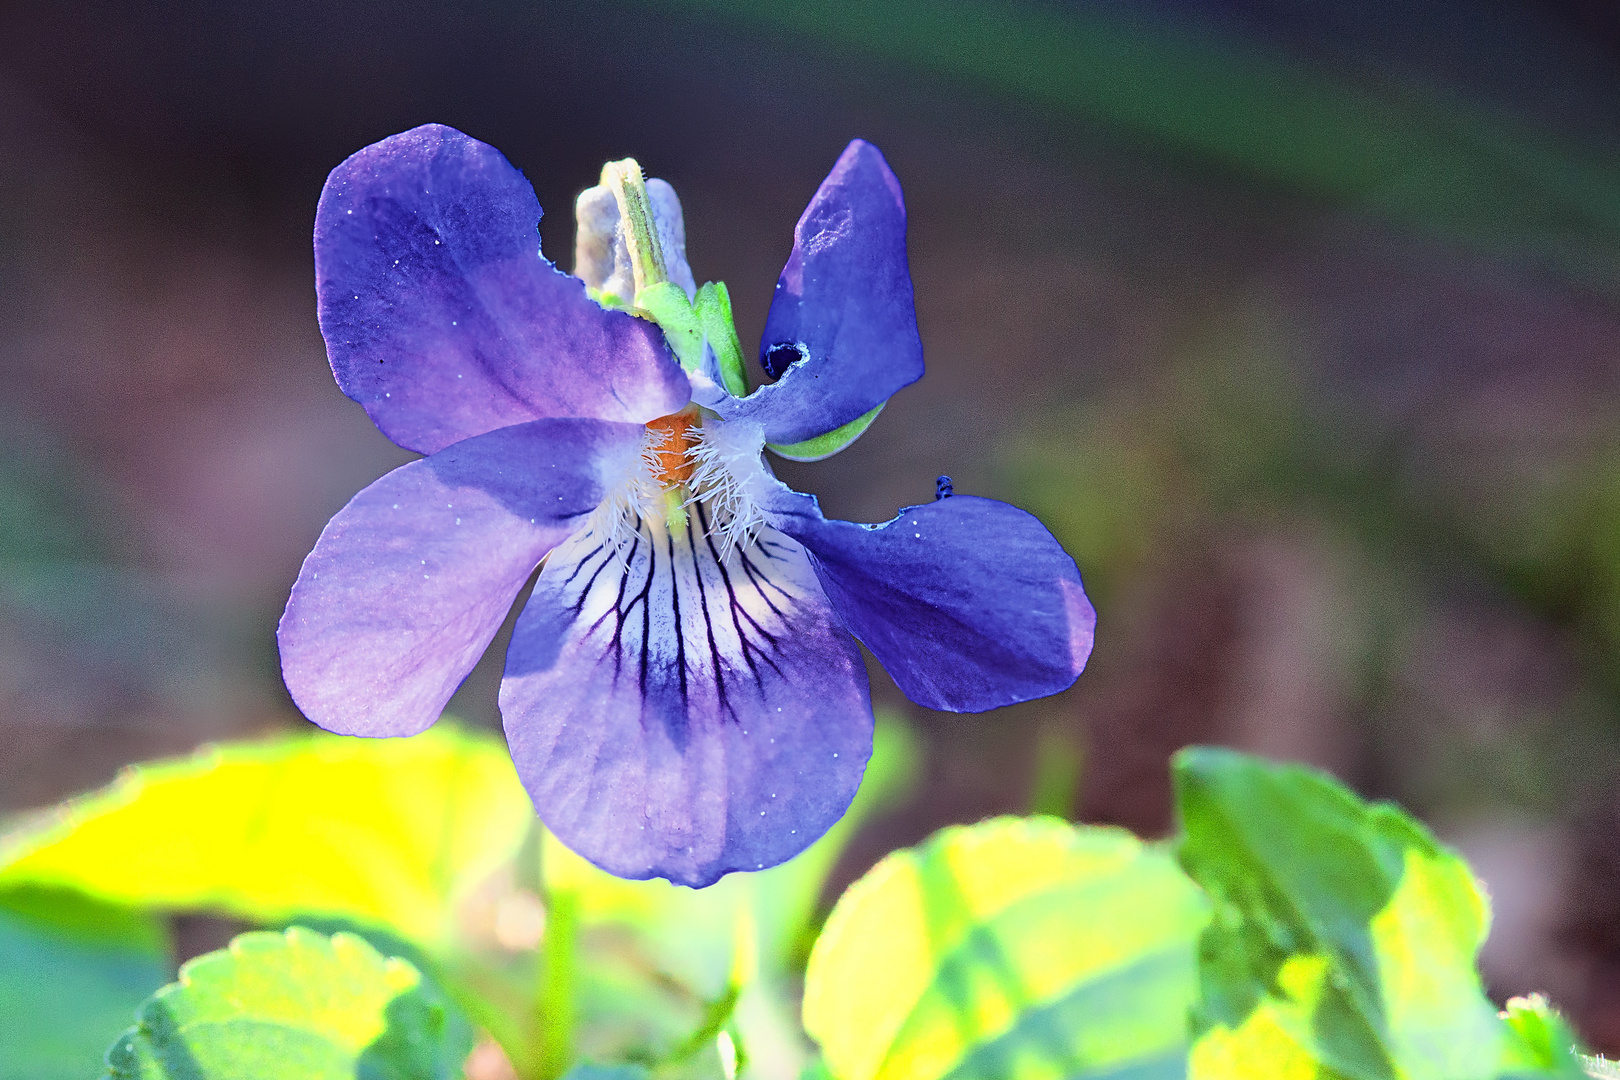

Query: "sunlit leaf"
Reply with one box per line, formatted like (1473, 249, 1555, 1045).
(803, 817, 1208, 1080)
(0, 726, 532, 949)
(104, 927, 472, 1079)
(0, 886, 170, 1080)
(1174, 747, 1580, 1080)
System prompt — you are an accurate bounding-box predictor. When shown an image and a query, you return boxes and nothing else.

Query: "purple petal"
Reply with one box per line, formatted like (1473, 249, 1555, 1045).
(500, 512, 873, 887)
(316, 124, 689, 455)
(763, 488, 1095, 713)
(279, 418, 646, 737)
(715, 140, 923, 444)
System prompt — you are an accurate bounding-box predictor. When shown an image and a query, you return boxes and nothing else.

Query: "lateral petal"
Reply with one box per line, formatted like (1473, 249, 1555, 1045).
(764, 487, 1095, 713)
(278, 418, 646, 737)
(500, 511, 873, 888)
(316, 124, 689, 455)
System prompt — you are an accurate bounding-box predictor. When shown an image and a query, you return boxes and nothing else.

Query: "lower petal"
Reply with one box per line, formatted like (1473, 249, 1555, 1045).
(500, 509, 872, 888)
(278, 418, 645, 737)
(764, 487, 1096, 713)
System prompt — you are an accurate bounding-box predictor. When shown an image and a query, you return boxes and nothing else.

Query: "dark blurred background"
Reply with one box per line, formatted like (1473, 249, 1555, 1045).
(5, 0, 1620, 1048)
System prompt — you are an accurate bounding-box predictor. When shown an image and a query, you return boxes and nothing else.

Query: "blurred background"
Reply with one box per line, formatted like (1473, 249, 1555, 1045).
(3, 0, 1620, 1049)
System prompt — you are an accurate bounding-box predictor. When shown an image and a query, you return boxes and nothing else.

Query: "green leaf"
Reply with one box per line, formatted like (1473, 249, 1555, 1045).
(104, 927, 472, 1079)
(694, 281, 749, 398)
(1174, 746, 1556, 1080)
(803, 817, 1208, 1080)
(634, 281, 705, 373)
(0, 726, 532, 949)
(767, 402, 885, 463)
(0, 886, 170, 1080)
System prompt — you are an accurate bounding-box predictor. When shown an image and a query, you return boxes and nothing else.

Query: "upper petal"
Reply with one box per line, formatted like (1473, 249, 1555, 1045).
(500, 509, 873, 887)
(763, 487, 1095, 713)
(316, 124, 690, 455)
(278, 418, 646, 737)
(714, 140, 923, 445)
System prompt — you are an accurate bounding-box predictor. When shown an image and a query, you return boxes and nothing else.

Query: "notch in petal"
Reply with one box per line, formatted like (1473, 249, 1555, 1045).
(716, 140, 923, 446)
(501, 513, 873, 887)
(316, 124, 689, 455)
(764, 488, 1095, 713)
(279, 418, 647, 737)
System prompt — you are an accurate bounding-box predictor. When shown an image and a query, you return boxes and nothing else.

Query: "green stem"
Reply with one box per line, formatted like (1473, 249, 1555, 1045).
(534, 888, 579, 1080)
(661, 983, 741, 1066)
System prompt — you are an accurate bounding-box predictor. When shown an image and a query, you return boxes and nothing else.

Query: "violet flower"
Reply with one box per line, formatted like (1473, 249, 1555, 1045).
(278, 124, 1095, 887)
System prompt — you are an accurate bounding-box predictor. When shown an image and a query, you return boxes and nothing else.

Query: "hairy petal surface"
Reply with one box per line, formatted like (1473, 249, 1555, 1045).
(279, 419, 646, 737)
(316, 124, 689, 455)
(716, 139, 923, 445)
(501, 510, 873, 887)
(764, 488, 1095, 713)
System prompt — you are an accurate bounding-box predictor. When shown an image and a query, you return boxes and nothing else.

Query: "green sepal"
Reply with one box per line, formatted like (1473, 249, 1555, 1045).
(587, 285, 631, 312)
(694, 281, 749, 397)
(634, 281, 705, 373)
(768, 402, 885, 462)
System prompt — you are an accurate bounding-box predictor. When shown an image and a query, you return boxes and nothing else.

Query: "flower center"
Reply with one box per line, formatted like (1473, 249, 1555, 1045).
(584, 412, 770, 568)
(645, 405, 701, 487)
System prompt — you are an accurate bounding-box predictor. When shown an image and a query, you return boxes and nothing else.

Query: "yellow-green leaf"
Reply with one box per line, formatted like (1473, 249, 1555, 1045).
(0, 726, 532, 950)
(803, 817, 1207, 1080)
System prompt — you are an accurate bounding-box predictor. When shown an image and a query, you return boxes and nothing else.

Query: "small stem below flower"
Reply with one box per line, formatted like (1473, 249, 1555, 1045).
(533, 884, 579, 1080)
(600, 158, 667, 296)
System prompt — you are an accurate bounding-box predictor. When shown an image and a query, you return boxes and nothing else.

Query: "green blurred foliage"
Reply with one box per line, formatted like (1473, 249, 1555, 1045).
(104, 928, 472, 1080)
(654, 0, 1620, 293)
(0, 417, 115, 566)
(0, 886, 171, 1080)
(0, 713, 920, 1079)
(560, 1066, 651, 1080)
(0, 718, 1594, 1078)
(1174, 747, 1582, 1079)
(802, 817, 1207, 1080)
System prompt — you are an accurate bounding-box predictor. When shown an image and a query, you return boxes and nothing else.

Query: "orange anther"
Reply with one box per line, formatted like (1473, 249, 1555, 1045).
(645, 406, 700, 486)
